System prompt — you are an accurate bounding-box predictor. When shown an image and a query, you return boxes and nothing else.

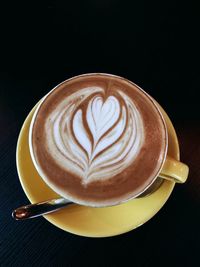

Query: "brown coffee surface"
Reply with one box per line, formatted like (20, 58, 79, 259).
(30, 74, 167, 206)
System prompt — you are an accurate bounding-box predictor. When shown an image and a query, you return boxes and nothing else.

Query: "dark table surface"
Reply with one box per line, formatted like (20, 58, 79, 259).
(1, 1, 199, 266)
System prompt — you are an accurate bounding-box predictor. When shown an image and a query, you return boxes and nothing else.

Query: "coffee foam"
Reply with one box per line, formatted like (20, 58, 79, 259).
(45, 87, 144, 185)
(30, 74, 167, 206)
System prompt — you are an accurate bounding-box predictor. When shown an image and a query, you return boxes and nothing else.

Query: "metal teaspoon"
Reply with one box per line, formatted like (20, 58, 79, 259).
(12, 198, 73, 220)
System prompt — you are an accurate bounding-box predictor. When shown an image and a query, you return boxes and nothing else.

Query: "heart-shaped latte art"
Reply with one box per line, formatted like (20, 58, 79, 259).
(73, 96, 122, 160)
(45, 87, 144, 184)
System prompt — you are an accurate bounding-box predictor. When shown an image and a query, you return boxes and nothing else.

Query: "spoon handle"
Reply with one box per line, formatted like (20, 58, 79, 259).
(12, 198, 72, 220)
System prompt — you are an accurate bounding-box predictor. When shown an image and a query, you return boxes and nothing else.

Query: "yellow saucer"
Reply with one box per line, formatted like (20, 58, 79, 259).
(16, 102, 179, 237)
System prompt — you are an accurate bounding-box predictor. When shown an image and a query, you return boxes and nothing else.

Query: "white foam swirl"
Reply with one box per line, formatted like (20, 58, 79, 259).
(45, 87, 144, 184)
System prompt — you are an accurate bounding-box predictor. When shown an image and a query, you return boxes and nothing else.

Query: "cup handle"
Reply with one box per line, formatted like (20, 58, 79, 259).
(159, 156, 189, 183)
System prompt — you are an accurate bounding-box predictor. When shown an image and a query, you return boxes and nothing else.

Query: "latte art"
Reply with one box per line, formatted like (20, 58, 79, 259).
(45, 87, 144, 185)
(31, 74, 167, 206)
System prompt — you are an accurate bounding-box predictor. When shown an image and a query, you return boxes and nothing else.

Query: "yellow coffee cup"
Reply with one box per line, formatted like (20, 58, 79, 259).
(28, 73, 189, 205)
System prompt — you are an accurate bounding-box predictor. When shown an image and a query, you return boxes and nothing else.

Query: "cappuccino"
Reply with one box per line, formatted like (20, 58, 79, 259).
(30, 74, 167, 206)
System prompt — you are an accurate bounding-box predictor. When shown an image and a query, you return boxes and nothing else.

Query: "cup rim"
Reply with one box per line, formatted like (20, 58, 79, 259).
(29, 73, 168, 207)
